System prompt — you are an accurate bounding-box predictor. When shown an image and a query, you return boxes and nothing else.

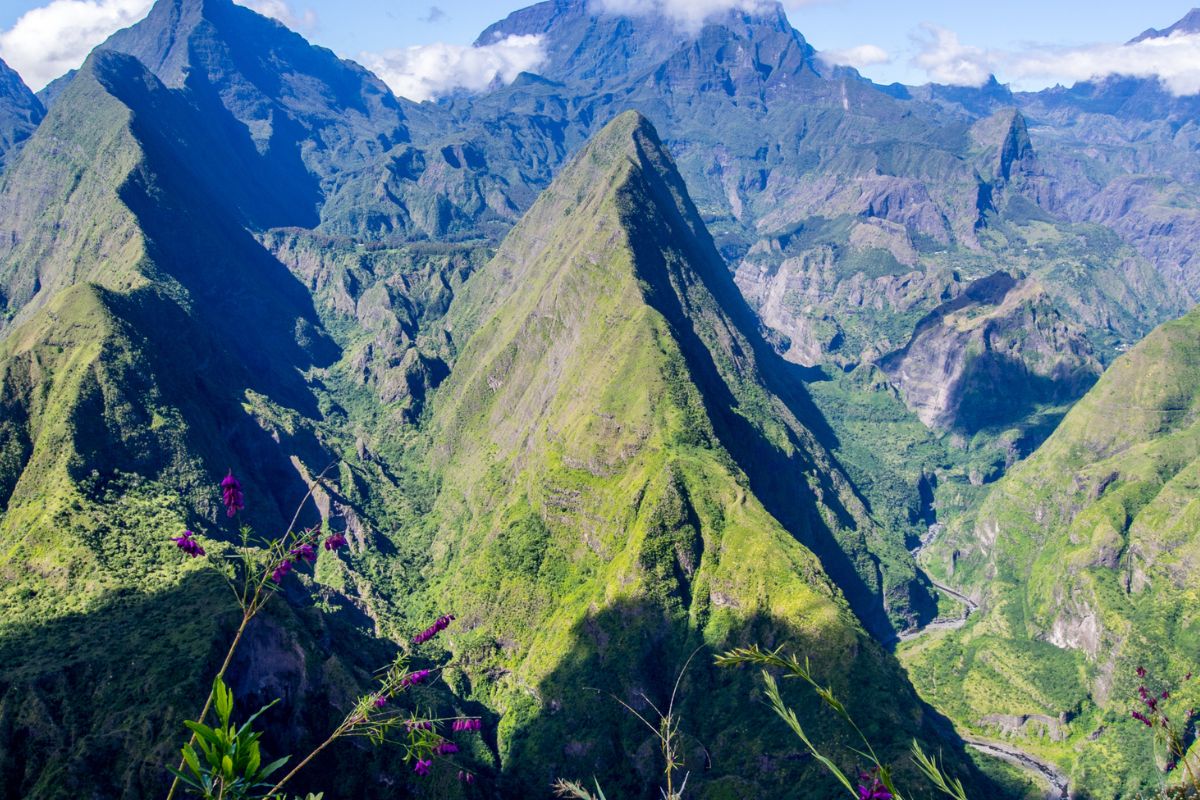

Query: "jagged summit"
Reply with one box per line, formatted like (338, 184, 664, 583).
(1130, 7, 1200, 41)
(425, 109, 939, 793)
(475, 0, 813, 88)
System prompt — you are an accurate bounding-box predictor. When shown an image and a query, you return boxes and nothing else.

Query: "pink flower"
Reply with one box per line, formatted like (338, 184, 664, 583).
(413, 759, 432, 777)
(290, 543, 317, 563)
(171, 530, 206, 558)
(220, 471, 244, 517)
(271, 560, 292, 583)
(413, 614, 456, 645)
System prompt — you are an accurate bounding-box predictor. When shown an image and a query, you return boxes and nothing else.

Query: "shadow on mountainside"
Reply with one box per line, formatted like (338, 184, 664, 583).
(500, 597, 1007, 800)
(620, 131, 935, 639)
(0, 571, 488, 800)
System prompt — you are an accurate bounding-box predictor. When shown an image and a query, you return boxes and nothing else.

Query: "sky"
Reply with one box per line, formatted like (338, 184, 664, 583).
(0, 0, 1197, 99)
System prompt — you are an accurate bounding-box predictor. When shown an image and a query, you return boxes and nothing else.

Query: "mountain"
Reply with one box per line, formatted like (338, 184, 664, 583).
(0, 56, 43, 172)
(0, 47, 439, 800)
(451, 0, 1177, 436)
(416, 109, 973, 797)
(903, 303, 1200, 798)
(423, 1, 1189, 639)
(3, 0, 1200, 796)
(1130, 8, 1200, 41)
(81, 0, 528, 239)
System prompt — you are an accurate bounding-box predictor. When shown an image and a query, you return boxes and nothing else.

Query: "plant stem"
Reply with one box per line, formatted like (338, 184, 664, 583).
(164, 463, 334, 800)
(266, 722, 351, 797)
(165, 610, 252, 800)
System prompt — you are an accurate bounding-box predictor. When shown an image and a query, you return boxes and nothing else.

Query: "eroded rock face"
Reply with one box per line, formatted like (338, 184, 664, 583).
(878, 272, 1100, 432)
(734, 235, 959, 369)
(979, 713, 1070, 742)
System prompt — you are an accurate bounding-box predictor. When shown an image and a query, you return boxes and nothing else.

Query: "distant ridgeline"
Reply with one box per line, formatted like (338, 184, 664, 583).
(0, 0, 1199, 798)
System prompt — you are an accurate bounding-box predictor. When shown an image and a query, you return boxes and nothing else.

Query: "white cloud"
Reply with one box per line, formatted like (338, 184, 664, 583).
(819, 44, 890, 70)
(237, 0, 317, 31)
(590, 0, 775, 33)
(1006, 32, 1200, 95)
(911, 24, 991, 87)
(362, 35, 546, 103)
(0, 0, 152, 90)
(911, 23, 1200, 95)
(0, 0, 316, 91)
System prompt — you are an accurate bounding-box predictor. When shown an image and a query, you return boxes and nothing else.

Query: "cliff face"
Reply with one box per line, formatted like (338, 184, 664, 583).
(0, 56, 43, 172)
(879, 272, 1099, 433)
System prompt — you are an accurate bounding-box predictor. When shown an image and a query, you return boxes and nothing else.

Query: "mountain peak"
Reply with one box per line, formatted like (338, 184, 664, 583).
(1129, 8, 1200, 42)
(476, 0, 810, 88)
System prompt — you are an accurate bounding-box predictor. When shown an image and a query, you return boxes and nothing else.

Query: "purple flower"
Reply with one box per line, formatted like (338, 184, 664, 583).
(290, 543, 317, 564)
(458, 770, 475, 784)
(1132, 711, 1153, 727)
(413, 614, 456, 645)
(323, 532, 347, 551)
(1163, 690, 1170, 700)
(413, 759, 432, 777)
(171, 530, 206, 558)
(1137, 666, 1147, 679)
(857, 772, 892, 800)
(406, 720, 434, 732)
(402, 670, 431, 688)
(374, 695, 388, 709)
(452, 718, 482, 733)
(435, 741, 460, 756)
(271, 559, 292, 583)
(220, 471, 245, 517)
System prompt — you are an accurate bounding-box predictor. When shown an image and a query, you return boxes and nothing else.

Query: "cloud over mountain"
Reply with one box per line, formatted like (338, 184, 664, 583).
(912, 22, 1200, 94)
(0, 0, 314, 90)
(361, 34, 547, 103)
(820, 43, 891, 70)
(591, 0, 773, 32)
(0, 0, 152, 90)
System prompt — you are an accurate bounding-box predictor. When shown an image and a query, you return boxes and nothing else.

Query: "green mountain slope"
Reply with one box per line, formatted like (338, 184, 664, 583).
(902, 304, 1200, 798)
(411, 110, 965, 797)
(0, 49, 447, 800)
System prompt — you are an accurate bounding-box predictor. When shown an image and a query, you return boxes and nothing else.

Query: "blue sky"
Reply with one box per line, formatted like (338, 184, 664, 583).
(1, 0, 1197, 96)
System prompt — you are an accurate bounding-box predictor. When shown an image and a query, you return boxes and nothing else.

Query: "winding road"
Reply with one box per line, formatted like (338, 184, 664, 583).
(899, 535, 1069, 799)
(963, 738, 1069, 800)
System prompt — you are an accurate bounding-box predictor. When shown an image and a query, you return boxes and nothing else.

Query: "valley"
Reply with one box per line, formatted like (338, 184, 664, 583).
(0, 1, 1198, 798)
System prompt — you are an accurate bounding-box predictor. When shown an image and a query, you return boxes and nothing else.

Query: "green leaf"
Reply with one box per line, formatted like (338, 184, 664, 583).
(246, 741, 262, 776)
(762, 672, 857, 798)
(181, 744, 202, 778)
(214, 676, 234, 727)
(165, 765, 203, 791)
(257, 755, 290, 781)
(235, 697, 281, 740)
(222, 754, 235, 779)
(184, 720, 221, 749)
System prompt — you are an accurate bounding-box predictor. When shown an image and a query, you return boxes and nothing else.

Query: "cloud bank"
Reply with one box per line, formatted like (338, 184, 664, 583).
(237, 0, 316, 31)
(591, 0, 775, 33)
(0, 0, 315, 91)
(912, 23, 1200, 95)
(819, 44, 891, 71)
(362, 35, 547, 103)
